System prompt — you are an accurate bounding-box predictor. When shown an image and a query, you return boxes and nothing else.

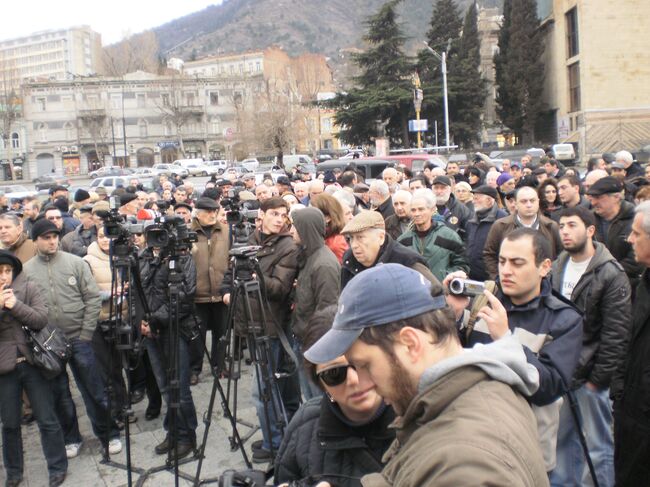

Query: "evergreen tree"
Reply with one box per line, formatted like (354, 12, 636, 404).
(449, 2, 486, 147)
(332, 0, 414, 146)
(494, 0, 545, 144)
(417, 0, 462, 147)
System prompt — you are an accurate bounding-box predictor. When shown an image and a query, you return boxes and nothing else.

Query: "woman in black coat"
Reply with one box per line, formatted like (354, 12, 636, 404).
(274, 307, 395, 487)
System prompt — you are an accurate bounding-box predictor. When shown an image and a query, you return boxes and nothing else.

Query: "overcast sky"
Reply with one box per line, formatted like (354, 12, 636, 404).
(3, 0, 223, 45)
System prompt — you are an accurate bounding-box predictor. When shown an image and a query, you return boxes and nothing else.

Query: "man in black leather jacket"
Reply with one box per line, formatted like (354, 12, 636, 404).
(139, 246, 198, 459)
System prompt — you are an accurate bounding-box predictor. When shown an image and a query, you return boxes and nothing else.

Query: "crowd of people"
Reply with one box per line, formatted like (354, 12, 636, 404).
(0, 148, 649, 486)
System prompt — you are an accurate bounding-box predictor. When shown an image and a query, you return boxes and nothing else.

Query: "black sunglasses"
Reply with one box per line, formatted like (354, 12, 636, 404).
(317, 364, 356, 387)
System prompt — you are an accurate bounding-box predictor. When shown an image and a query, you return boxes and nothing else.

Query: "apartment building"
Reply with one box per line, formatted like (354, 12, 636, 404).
(0, 26, 102, 90)
(538, 0, 650, 159)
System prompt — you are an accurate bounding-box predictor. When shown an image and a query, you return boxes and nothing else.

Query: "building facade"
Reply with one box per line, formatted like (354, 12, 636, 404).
(20, 71, 257, 179)
(477, 7, 502, 147)
(538, 0, 650, 160)
(0, 26, 102, 90)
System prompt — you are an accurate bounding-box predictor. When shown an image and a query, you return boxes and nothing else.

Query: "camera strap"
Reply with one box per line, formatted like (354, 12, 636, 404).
(465, 280, 497, 342)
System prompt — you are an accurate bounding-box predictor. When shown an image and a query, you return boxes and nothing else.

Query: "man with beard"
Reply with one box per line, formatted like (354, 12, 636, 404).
(304, 264, 548, 486)
(340, 210, 437, 289)
(465, 185, 507, 281)
(549, 206, 630, 487)
(384, 190, 411, 240)
(431, 176, 472, 240)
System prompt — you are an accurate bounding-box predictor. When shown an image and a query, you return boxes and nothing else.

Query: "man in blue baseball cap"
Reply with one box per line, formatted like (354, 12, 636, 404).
(305, 263, 547, 487)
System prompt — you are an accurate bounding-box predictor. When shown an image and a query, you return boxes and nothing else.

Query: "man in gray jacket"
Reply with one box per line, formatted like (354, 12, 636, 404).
(24, 219, 121, 459)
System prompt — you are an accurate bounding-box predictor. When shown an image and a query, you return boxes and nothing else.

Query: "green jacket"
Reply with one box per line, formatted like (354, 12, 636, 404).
(398, 220, 469, 282)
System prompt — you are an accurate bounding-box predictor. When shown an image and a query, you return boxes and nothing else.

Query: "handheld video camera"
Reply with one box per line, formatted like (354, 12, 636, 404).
(448, 278, 489, 297)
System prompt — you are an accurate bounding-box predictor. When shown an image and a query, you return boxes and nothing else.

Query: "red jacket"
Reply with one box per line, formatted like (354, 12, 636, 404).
(325, 234, 348, 264)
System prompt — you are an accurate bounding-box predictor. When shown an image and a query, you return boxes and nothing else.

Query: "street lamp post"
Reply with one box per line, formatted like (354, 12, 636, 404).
(423, 42, 450, 150)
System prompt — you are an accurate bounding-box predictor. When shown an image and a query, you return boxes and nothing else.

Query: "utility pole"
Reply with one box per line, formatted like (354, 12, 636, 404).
(413, 72, 423, 149)
(423, 42, 450, 150)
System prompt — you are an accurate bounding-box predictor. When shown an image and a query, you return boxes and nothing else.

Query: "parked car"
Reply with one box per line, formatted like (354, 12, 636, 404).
(152, 164, 189, 178)
(383, 154, 447, 172)
(316, 158, 395, 183)
(131, 167, 156, 177)
(551, 144, 576, 165)
(240, 158, 260, 171)
(89, 165, 129, 179)
(33, 172, 71, 191)
(633, 144, 650, 164)
(276, 154, 313, 171)
(204, 160, 228, 174)
(89, 176, 131, 192)
(0, 185, 38, 200)
(180, 161, 221, 177)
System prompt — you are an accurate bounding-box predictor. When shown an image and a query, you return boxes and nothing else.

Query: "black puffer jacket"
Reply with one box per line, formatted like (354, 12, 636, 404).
(341, 235, 438, 289)
(551, 242, 632, 389)
(139, 249, 197, 338)
(594, 200, 643, 288)
(274, 396, 395, 487)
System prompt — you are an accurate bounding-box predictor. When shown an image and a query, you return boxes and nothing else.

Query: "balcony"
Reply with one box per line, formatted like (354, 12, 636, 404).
(77, 108, 107, 120)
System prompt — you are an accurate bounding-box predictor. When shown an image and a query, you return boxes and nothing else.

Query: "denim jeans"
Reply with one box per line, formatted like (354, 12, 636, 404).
(144, 333, 198, 445)
(292, 338, 321, 401)
(190, 302, 227, 374)
(550, 385, 615, 487)
(251, 336, 288, 451)
(0, 362, 68, 480)
(53, 338, 120, 445)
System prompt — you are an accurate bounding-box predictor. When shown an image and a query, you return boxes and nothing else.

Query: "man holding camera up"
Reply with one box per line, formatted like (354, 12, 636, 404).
(189, 197, 230, 384)
(460, 227, 583, 472)
(222, 197, 300, 464)
(139, 233, 198, 459)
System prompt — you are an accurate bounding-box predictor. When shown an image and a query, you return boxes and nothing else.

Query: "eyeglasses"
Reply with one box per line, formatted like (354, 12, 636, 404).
(47, 216, 62, 220)
(317, 364, 355, 387)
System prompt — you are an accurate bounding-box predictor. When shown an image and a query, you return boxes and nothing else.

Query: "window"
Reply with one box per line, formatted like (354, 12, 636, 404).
(38, 123, 47, 142)
(256, 61, 261, 72)
(568, 62, 581, 112)
(233, 91, 243, 105)
(186, 92, 195, 106)
(210, 117, 221, 134)
(111, 94, 122, 110)
(566, 8, 579, 58)
(209, 92, 219, 105)
(137, 93, 146, 108)
(164, 121, 173, 136)
(322, 117, 332, 132)
(161, 93, 170, 107)
(11, 133, 19, 149)
(64, 122, 73, 140)
(36, 97, 46, 111)
(238, 64, 243, 74)
(139, 120, 148, 137)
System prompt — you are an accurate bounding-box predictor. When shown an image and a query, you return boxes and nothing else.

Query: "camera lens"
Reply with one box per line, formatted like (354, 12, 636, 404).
(449, 278, 464, 295)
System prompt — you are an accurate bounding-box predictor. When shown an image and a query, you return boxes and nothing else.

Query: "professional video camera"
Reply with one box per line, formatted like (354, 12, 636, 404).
(220, 188, 259, 246)
(145, 200, 198, 252)
(97, 196, 143, 257)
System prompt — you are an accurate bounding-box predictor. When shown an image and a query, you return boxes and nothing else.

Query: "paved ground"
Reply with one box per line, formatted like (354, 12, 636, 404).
(0, 363, 261, 486)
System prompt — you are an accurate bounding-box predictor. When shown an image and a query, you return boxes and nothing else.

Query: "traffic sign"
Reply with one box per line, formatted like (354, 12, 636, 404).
(409, 119, 428, 132)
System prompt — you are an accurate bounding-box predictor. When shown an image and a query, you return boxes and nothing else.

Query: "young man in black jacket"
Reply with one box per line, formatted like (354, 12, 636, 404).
(550, 206, 631, 487)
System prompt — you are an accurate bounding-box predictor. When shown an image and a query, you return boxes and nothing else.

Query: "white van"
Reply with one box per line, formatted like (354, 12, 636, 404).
(277, 154, 312, 171)
(552, 144, 576, 163)
(173, 158, 204, 169)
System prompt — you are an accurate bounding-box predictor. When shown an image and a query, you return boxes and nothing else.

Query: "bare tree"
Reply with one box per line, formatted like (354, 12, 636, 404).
(0, 52, 21, 180)
(102, 31, 162, 76)
(155, 74, 202, 158)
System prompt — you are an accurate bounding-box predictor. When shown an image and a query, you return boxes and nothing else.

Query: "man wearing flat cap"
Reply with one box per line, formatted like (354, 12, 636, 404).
(305, 264, 548, 487)
(587, 176, 642, 286)
(465, 185, 508, 281)
(60, 205, 96, 257)
(118, 191, 139, 218)
(340, 210, 438, 289)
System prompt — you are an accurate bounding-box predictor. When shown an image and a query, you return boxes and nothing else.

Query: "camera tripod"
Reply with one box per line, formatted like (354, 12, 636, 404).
(100, 238, 150, 486)
(192, 247, 298, 485)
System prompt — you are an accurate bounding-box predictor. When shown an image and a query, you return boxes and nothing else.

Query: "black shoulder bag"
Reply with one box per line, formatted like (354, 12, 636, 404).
(22, 324, 72, 379)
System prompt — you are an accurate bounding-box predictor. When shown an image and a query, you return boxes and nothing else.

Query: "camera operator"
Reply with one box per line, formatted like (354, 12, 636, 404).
(222, 196, 301, 464)
(139, 238, 198, 459)
(305, 264, 548, 486)
(189, 197, 230, 384)
(275, 306, 395, 487)
(457, 227, 583, 472)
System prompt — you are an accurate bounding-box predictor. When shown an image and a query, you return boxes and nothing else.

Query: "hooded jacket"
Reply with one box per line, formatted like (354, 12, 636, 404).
(275, 397, 395, 487)
(341, 235, 437, 290)
(83, 241, 114, 322)
(24, 249, 102, 341)
(362, 335, 548, 487)
(0, 253, 49, 374)
(465, 203, 507, 281)
(551, 242, 632, 389)
(291, 208, 340, 340)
